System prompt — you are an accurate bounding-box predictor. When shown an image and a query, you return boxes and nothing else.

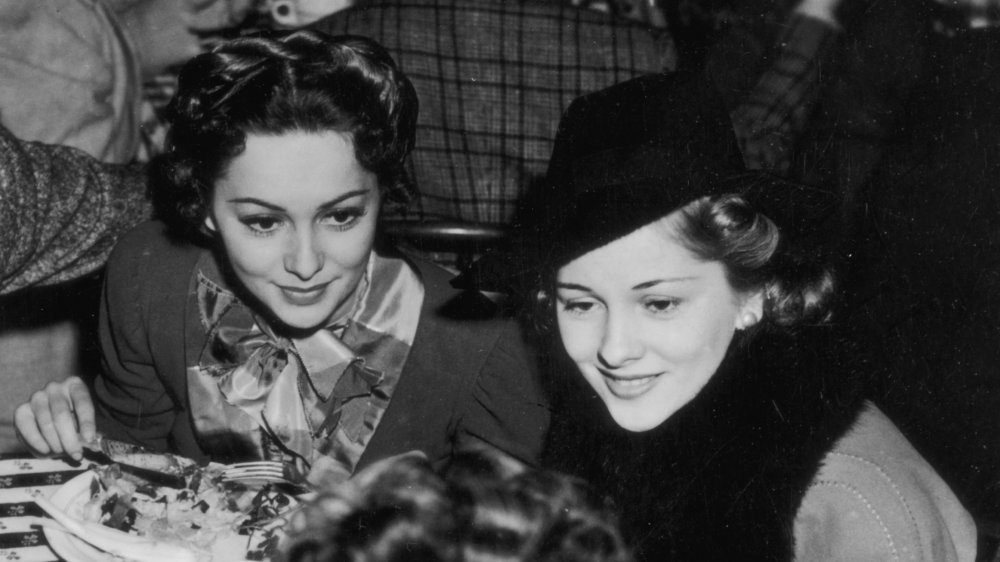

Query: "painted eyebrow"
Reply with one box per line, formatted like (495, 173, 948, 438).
(555, 282, 593, 292)
(632, 277, 698, 290)
(556, 278, 698, 293)
(227, 188, 371, 211)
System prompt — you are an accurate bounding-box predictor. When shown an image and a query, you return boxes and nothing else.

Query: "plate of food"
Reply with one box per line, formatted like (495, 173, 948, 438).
(43, 463, 295, 562)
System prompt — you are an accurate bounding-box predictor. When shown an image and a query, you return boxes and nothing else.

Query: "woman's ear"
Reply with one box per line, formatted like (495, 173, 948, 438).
(735, 290, 765, 330)
(203, 214, 218, 233)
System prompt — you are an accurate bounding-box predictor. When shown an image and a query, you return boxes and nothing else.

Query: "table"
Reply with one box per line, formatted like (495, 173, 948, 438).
(0, 456, 89, 562)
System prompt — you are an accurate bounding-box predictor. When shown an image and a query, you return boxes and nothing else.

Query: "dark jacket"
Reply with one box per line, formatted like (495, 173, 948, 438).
(93, 220, 550, 470)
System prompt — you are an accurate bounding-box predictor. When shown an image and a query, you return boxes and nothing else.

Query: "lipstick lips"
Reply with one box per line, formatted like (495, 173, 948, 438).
(279, 282, 329, 306)
(598, 368, 663, 399)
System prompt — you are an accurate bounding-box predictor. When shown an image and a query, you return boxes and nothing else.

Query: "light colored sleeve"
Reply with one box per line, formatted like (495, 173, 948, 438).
(794, 0, 844, 28)
(0, 0, 142, 163)
(0, 124, 150, 295)
(794, 403, 978, 561)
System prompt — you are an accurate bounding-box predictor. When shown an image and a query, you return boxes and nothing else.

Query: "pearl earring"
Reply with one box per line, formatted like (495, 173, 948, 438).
(739, 312, 758, 329)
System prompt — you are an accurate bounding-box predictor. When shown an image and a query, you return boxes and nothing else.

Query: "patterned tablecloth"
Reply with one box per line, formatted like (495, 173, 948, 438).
(0, 456, 90, 562)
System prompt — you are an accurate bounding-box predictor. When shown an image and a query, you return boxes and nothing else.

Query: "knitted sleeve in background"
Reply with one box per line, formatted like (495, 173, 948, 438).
(0, 125, 150, 295)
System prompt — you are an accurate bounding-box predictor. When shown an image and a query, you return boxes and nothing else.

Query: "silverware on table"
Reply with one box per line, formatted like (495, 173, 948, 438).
(220, 460, 312, 493)
(81, 434, 190, 489)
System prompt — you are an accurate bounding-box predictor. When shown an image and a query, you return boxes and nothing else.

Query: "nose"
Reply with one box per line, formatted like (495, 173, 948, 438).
(283, 227, 324, 280)
(597, 310, 643, 369)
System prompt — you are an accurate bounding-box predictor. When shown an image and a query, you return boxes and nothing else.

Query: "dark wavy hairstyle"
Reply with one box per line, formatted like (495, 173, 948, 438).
(533, 193, 835, 334)
(280, 449, 633, 562)
(152, 30, 419, 240)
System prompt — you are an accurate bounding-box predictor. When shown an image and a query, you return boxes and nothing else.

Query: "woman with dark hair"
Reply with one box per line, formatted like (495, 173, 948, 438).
(525, 73, 976, 561)
(13, 30, 549, 486)
(281, 448, 632, 562)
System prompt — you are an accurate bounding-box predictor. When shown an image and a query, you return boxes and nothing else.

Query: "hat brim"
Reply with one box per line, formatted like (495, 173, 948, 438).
(456, 166, 837, 295)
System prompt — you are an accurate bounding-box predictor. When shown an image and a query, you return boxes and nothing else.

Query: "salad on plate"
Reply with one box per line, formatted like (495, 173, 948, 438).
(46, 462, 296, 562)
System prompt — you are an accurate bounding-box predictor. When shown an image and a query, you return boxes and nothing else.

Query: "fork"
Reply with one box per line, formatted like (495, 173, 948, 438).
(220, 461, 310, 491)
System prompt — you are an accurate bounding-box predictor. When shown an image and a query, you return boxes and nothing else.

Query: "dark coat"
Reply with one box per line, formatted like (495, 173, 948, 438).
(93, 220, 550, 470)
(542, 325, 868, 562)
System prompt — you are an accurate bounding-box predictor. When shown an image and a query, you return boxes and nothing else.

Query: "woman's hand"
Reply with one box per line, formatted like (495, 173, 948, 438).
(13, 377, 96, 461)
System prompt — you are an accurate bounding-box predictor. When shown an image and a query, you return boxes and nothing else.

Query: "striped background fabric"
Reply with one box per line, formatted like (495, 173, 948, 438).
(314, 0, 675, 224)
(0, 457, 87, 562)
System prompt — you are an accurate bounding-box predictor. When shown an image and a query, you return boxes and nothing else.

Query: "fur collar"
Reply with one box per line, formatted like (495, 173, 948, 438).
(542, 324, 868, 562)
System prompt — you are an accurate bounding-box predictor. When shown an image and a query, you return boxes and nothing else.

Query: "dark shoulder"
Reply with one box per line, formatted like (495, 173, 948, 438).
(409, 258, 458, 299)
(403, 256, 529, 367)
(410, 257, 503, 322)
(109, 220, 201, 267)
(105, 220, 204, 299)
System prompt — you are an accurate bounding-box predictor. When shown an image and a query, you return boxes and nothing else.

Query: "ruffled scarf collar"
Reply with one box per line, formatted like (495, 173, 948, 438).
(186, 249, 424, 484)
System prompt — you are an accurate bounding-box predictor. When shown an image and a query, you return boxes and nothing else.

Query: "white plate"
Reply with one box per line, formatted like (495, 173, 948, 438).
(43, 471, 286, 562)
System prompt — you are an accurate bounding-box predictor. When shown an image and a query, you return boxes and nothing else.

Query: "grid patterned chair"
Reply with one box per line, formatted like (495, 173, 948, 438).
(313, 0, 675, 261)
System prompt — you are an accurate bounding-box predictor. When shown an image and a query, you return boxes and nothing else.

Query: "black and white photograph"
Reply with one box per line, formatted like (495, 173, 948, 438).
(0, 0, 997, 560)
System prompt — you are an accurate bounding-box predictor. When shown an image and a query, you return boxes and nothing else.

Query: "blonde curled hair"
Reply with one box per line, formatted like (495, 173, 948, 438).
(673, 194, 835, 327)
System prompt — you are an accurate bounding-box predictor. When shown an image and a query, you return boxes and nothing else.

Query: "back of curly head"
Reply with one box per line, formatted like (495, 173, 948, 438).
(280, 450, 633, 562)
(153, 30, 419, 240)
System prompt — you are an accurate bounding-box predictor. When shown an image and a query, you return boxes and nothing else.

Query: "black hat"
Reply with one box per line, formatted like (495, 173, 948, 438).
(459, 72, 837, 291)
(544, 143, 837, 270)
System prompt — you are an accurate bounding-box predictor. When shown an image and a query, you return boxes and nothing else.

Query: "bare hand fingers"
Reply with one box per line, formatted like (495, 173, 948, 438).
(45, 380, 85, 460)
(30, 385, 67, 457)
(13, 402, 53, 457)
(66, 378, 96, 443)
